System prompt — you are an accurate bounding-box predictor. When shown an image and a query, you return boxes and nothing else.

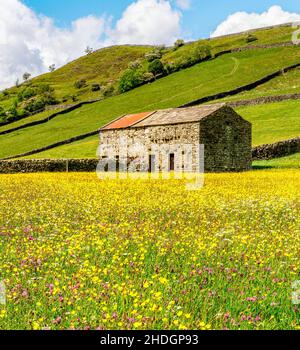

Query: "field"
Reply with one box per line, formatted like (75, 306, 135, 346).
(217, 67, 300, 103)
(236, 100, 300, 146)
(18, 99, 300, 160)
(0, 109, 63, 133)
(0, 171, 299, 330)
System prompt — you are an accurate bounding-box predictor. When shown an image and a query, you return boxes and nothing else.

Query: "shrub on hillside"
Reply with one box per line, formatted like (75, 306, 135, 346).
(192, 44, 212, 62)
(21, 86, 58, 114)
(119, 69, 144, 93)
(74, 79, 87, 89)
(103, 85, 115, 97)
(145, 49, 163, 62)
(142, 72, 155, 83)
(91, 83, 101, 92)
(164, 44, 212, 74)
(17, 84, 54, 103)
(17, 87, 37, 102)
(246, 34, 258, 43)
(148, 59, 164, 77)
(37, 84, 53, 94)
(6, 105, 18, 119)
(128, 60, 142, 70)
(22, 98, 46, 114)
(0, 106, 6, 118)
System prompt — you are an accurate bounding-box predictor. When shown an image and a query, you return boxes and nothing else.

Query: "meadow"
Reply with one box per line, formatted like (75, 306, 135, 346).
(0, 170, 299, 330)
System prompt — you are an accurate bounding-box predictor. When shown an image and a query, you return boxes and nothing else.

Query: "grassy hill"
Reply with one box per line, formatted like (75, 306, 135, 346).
(0, 23, 299, 162)
(0, 24, 296, 117)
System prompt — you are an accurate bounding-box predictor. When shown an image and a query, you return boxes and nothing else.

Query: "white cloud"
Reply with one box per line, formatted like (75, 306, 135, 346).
(211, 5, 300, 37)
(0, 0, 183, 90)
(108, 0, 181, 46)
(175, 0, 191, 10)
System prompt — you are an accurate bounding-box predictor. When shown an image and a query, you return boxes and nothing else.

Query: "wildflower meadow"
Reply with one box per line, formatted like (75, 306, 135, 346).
(0, 170, 299, 330)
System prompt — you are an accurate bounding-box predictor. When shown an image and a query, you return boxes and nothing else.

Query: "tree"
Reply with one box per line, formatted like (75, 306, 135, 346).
(192, 44, 212, 62)
(119, 69, 143, 93)
(174, 39, 185, 49)
(148, 59, 164, 77)
(15, 79, 20, 87)
(49, 64, 56, 72)
(85, 46, 93, 55)
(23, 72, 31, 82)
(145, 49, 162, 62)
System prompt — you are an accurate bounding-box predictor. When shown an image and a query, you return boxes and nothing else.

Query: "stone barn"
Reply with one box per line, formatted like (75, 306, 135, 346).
(98, 104, 252, 172)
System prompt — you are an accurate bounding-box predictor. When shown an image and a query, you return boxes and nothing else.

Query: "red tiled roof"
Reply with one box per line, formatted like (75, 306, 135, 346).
(102, 112, 154, 130)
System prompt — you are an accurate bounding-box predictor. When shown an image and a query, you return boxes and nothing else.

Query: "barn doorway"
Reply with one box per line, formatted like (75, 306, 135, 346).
(115, 156, 120, 172)
(149, 155, 156, 173)
(169, 153, 175, 171)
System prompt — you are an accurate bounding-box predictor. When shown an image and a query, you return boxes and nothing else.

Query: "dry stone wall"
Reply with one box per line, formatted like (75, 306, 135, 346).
(226, 93, 300, 108)
(252, 137, 300, 160)
(0, 159, 99, 174)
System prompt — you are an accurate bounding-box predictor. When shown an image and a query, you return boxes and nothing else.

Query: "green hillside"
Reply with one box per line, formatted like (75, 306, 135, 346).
(0, 24, 299, 163)
(214, 66, 300, 103)
(0, 45, 300, 159)
(0, 46, 150, 108)
(0, 23, 295, 123)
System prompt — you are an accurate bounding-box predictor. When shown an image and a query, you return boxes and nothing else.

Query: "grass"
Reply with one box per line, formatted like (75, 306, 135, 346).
(0, 46, 151, 110)
(0, 170, 299, 330)
(19, 99, 300, 160)
(236, 100, 300, 146)
(253, 153, 300, 169)
(1, 46, 300, 159)
(163, 24, 296, 65)
(215, 67, 300, 103)
(0, 109, 63, 133)
(21, 136, 99, 159)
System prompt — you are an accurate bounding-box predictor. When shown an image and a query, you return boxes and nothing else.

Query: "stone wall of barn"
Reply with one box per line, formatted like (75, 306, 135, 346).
(199, 108, 252, 172)
(99, 123, 201, 172)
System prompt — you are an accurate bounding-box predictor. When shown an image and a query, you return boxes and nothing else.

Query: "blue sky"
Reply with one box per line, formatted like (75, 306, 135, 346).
(23, 0, 300, 38)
